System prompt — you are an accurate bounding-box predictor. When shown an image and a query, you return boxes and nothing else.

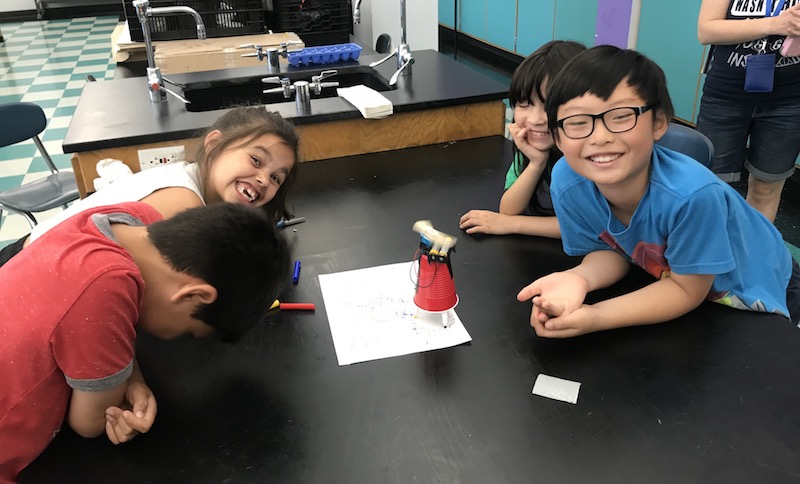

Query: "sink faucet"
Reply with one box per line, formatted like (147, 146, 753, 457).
(262, 70, 340, 115)
(353, 0, 363, 24)
(132, 0, 206, 103)
(368, 0, 413, 86)
(240, 41, 303, 74)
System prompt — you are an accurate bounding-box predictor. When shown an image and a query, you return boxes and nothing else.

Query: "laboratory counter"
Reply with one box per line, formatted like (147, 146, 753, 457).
(64, 49, 508, 197)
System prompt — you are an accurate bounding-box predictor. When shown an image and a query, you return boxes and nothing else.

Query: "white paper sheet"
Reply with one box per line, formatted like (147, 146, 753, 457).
(318, 262, 472, 366)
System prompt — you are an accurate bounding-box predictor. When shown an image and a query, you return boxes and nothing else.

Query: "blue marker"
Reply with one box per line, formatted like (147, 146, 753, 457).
(293, 260, 301, 284)
(277, 217, 306, 229)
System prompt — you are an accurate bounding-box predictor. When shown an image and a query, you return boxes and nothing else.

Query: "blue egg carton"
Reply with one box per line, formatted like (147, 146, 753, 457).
(287, 43, 363, 67)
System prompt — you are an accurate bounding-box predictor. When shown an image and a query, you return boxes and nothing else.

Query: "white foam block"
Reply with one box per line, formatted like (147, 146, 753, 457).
(532, 373, 581, 404)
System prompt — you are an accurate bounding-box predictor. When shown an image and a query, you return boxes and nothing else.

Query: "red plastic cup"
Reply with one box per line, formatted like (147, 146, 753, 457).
(414, 257, 458, 312)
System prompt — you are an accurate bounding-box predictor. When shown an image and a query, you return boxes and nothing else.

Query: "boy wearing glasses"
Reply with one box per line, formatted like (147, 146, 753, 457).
(517, 45, 800, 337)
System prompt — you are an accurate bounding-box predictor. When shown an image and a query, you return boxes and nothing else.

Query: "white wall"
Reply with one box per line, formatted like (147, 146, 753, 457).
(353, 0, 438, 52)
(1, 0, 34, 13)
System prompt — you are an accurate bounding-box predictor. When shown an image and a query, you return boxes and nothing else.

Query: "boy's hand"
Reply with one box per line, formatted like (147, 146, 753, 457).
(517, 271, 589, 329)
(104, 380, 157, 445)
(459, 209, 512, 235)
(507, 122, 550, 165)
(529, 304, 599, 338)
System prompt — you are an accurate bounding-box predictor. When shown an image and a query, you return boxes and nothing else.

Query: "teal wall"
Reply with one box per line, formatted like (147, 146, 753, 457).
(516, 0, 556, 55)
(636, 0, 706, 123)
(438, 0, 708, 124)
(552, 0, 598, 49)
(440, 0, 598, 56)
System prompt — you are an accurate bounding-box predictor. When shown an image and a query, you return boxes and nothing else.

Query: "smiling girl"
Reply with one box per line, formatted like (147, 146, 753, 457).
(459, 40, 585, 239)
(0, 106, 300, 267)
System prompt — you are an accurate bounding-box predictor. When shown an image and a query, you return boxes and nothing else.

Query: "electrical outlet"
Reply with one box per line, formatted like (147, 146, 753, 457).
(137, 145, 185, 171)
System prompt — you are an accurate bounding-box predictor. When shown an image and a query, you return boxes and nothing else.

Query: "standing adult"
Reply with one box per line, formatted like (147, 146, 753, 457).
(696, 0, 800, 222)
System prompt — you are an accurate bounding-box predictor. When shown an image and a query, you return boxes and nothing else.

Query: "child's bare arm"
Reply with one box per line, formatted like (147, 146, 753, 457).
(518, 250, 630, 307)
(104, 360, 157, 444)
(459, 211, 560, 238)
(519, 250, 630, 335)
(534, 272, 715, 338)
(500, 166, 547, 217)
(67, 360, 156, 441)
(67, 383, 128, 438)
(139, 186, 204, 219)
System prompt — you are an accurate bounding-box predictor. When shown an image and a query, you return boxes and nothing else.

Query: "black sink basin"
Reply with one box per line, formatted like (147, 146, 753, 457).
(177, 65, 394, 112)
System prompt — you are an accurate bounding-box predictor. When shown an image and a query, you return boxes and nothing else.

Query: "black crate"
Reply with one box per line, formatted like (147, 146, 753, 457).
(124, 0, 266, 42)
(274, 0, 351, 46)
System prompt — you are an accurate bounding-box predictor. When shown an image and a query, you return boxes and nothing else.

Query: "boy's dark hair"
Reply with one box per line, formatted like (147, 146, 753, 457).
(508, 40, 586, 214)
(147, 203, 290, 343)
(195, 106, 301, 224)
(545, 45, 675, 139)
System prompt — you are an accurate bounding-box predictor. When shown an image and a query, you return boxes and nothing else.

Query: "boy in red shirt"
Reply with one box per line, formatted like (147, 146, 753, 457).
(0, 202, 289, 483)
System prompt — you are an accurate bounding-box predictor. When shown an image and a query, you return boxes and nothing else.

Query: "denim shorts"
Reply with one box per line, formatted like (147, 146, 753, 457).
(695, 94, 800, 183)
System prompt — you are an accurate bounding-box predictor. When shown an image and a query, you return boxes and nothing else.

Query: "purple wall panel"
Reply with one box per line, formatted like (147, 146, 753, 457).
(595, 0, 632, 48)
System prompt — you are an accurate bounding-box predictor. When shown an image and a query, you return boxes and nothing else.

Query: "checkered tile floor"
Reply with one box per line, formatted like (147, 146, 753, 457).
(0, 16, 119, 249)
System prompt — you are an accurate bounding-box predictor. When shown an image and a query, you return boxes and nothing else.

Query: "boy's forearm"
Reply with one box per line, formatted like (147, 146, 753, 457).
(67, 360, 141, 438)
(589, 275, 712, 331)
(566, 250, 629, 292)
(68, 383, 128, 438)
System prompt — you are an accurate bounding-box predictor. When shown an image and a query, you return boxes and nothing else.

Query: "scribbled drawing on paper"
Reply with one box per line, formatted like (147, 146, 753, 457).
(319, 262, 472, 365)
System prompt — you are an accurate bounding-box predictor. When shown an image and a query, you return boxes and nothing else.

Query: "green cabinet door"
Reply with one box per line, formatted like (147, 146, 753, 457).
(637, 0, 706, 123)
(553, 0, 598, 47)
(517, 0, 558, 56)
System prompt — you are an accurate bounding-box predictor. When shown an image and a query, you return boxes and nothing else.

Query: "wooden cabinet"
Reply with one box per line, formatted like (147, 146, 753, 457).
(70, 102, 505, 198)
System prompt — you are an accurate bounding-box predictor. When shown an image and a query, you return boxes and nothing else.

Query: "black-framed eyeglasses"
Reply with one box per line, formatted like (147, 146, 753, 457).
(556, 106, 652, 139)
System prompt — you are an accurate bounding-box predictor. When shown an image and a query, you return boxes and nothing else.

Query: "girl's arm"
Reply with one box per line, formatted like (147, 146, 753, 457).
(139, 187, 204, 219)
(698, 0, 800, 44)
(499, 214, 560, 238)
(499, 157, 547, 215)
(459, 211, 560, 238)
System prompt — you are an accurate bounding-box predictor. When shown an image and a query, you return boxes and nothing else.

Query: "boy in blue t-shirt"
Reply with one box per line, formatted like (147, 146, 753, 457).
(516, 45, 800, 338)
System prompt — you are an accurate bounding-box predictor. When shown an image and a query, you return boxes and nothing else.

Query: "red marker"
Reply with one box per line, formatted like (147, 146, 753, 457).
(280, 302, 316, 311)
(270, 300, 315, 311)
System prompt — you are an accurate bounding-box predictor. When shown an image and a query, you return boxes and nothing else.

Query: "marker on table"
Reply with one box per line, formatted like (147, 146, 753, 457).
(277, 217, 306, 228)
(270, 299, 315, 311)
(293, 260, 301, 284)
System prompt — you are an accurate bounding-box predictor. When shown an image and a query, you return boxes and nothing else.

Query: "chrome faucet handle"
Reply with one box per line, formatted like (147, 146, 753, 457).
(389, 57, 412, 86)
(310, 70, 338, 95)
(313, 81, 340, 95)
(369, 49, 397, 68)
(162, 86, 191, 104)
(262, 77, 293, 98)
(311, 70, 337, 83)
(240, 44, 266, 60)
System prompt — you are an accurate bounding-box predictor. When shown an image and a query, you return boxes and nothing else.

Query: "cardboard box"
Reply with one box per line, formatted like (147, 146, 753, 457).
(111, 21, 304, 74)
(155, 32, 304, 74)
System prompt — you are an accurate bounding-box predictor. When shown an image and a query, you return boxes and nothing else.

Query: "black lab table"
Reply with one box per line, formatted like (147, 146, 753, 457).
(21, 136, 800, 483)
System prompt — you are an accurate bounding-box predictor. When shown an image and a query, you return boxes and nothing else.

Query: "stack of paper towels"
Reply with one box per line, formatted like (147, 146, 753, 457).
(337, 85, 394, 119)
